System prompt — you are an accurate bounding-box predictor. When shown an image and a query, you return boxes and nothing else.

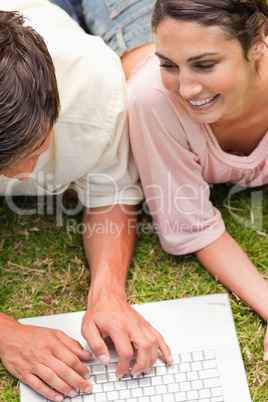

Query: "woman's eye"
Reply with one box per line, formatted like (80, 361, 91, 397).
(195, 63, 215, 70)
(159, 62, 178, 69)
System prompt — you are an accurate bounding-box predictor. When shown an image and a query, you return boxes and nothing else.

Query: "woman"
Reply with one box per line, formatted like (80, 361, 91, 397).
(0, 2, 172, 401)
(128, 0, 268, 358)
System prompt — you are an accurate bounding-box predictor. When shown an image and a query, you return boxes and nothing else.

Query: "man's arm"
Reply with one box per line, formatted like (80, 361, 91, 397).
(195, 230, 268, 359)
(81, 204, 173, 378)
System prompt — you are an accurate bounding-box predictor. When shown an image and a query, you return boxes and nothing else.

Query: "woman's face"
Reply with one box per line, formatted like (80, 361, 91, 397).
(154, 19, 257, 124)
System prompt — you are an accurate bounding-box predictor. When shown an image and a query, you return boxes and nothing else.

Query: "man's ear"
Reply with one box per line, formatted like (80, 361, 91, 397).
(249, 35, 267, 60)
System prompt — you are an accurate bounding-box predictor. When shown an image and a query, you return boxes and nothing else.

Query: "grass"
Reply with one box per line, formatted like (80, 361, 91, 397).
(0, 183, 267, 401)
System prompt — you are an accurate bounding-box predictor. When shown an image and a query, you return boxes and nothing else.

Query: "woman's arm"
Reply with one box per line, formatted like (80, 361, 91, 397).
(195, 230, 268, 358)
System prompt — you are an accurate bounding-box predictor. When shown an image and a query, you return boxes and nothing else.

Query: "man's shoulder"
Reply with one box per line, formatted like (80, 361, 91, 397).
(0, 0, 121, 72)
(0, 0, 126, 128)
(2, 0, 126, 123)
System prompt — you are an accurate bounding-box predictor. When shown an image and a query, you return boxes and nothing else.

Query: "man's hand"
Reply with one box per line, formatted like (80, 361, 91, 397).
(0, 314, 93, 402)
(81, 290, 173, 378)
(82, 205, 173, 377)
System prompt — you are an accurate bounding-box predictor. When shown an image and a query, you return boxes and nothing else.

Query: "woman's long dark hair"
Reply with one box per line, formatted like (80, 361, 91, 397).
(152, 0, 268, 57)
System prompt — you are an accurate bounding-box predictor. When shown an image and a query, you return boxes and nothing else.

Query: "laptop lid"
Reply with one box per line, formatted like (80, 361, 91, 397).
(19, 293, 251, 402)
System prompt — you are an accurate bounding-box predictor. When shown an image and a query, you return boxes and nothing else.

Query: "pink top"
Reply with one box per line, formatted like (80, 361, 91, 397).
(128, 55, 268, 255)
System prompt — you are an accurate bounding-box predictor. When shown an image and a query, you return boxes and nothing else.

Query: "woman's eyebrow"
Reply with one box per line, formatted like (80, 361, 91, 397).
(155, 52, 174, 62)
(186, 53, 219, 62)
(155, 51, 219, 63)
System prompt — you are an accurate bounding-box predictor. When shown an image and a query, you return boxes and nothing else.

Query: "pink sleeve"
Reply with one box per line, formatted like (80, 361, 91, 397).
(128, 58, 225, 255)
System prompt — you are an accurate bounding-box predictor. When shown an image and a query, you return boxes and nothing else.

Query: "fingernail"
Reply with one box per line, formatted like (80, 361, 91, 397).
(116, 373, 124, 379)
(143, 367, 152, 374)
(69, 390, 77, 398)
(168, 355, 174, 363)
(84, 386, 93, 394)
(98, 354, 109, 365)
(132, 371, 142, 377)
(55, 397, 63, 402)
(263, 352, 268, 361)
(83, 348, 91, 356)
(84, 371, 91, 379)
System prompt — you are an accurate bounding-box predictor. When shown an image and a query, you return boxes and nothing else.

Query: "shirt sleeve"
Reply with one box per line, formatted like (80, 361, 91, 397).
(50, 13, 143, 208)
(128, 57, 225, 255)
(69, 42, 143, 208)
(73, 107, 144, 209)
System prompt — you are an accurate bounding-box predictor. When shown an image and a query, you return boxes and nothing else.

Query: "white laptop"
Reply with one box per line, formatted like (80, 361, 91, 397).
(19, 293, 251, 402)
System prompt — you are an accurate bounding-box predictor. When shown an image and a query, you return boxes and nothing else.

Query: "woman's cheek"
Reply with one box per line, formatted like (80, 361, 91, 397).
(160, 70, 178, 93)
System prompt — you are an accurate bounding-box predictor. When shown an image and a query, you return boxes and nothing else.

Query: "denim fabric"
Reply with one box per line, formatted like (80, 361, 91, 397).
(49, 0, 154, 56)
(49, 0, 88, 31)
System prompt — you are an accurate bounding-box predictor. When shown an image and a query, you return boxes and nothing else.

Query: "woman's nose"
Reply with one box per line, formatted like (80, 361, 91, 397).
(178, 72, 203, 100)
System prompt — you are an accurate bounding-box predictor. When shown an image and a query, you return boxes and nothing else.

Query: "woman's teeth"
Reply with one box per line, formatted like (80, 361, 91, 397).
(188, 96, 216, 106)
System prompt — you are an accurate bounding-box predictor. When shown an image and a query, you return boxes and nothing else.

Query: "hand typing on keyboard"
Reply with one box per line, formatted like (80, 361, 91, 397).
(0, 313, 93, 402)
(81, 290, 173, 380)
(62, 349, 224, 402)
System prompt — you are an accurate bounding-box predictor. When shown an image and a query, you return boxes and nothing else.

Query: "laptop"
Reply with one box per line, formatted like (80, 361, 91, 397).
(19, 293, 251, 402)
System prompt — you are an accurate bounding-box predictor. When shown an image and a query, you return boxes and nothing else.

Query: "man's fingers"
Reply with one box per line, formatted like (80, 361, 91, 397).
(152, 327, 174, 364)
(1, 324, 93, 400)
(26, 373, 65, 402)
(82, 300, 173, 378)
(116, 324, 173, 376)
(81, 319, 110, 366)
(33, 363, 79, 398)
(28, 332, 93, 398)
(130, 324, 161, 376)
(46, 359, 93, 395)
(111, 323, 159, 377)
(109, 333, 135, 377)
(48, 354, 93, 394)
(54, 343, 91, 380)
(22, 357, 93, 400)
(57, 330, 92, 361)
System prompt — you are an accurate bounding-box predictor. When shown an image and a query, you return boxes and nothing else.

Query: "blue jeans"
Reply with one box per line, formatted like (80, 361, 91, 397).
(49, 0, 154, 57)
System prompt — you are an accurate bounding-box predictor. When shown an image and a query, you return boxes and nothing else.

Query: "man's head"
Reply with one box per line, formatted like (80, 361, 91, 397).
(0, 10, 60, 179)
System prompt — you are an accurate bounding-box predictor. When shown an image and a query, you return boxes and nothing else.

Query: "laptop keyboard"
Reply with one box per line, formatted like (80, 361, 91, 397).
(56, 349, 224, 402)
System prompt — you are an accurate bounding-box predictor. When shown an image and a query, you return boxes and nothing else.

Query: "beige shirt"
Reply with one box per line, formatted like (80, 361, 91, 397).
(0, 0, 142, 208)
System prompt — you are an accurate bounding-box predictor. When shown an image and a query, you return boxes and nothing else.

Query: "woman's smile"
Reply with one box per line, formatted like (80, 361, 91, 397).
(187, 94, 219, 109)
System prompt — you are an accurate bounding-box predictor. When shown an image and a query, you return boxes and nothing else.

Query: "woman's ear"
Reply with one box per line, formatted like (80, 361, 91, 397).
(249, 35, 267, 60)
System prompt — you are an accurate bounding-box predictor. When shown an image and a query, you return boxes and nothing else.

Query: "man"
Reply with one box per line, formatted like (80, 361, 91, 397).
(0, 1, 172, 401)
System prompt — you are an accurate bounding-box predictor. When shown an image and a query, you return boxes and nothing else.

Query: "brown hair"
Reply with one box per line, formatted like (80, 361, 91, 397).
(0, 10, 60, 172)
(152, 0, 268, 57)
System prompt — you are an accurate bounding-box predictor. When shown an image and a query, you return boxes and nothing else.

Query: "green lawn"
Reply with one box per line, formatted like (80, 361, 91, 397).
(0, 183, 267, 401)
